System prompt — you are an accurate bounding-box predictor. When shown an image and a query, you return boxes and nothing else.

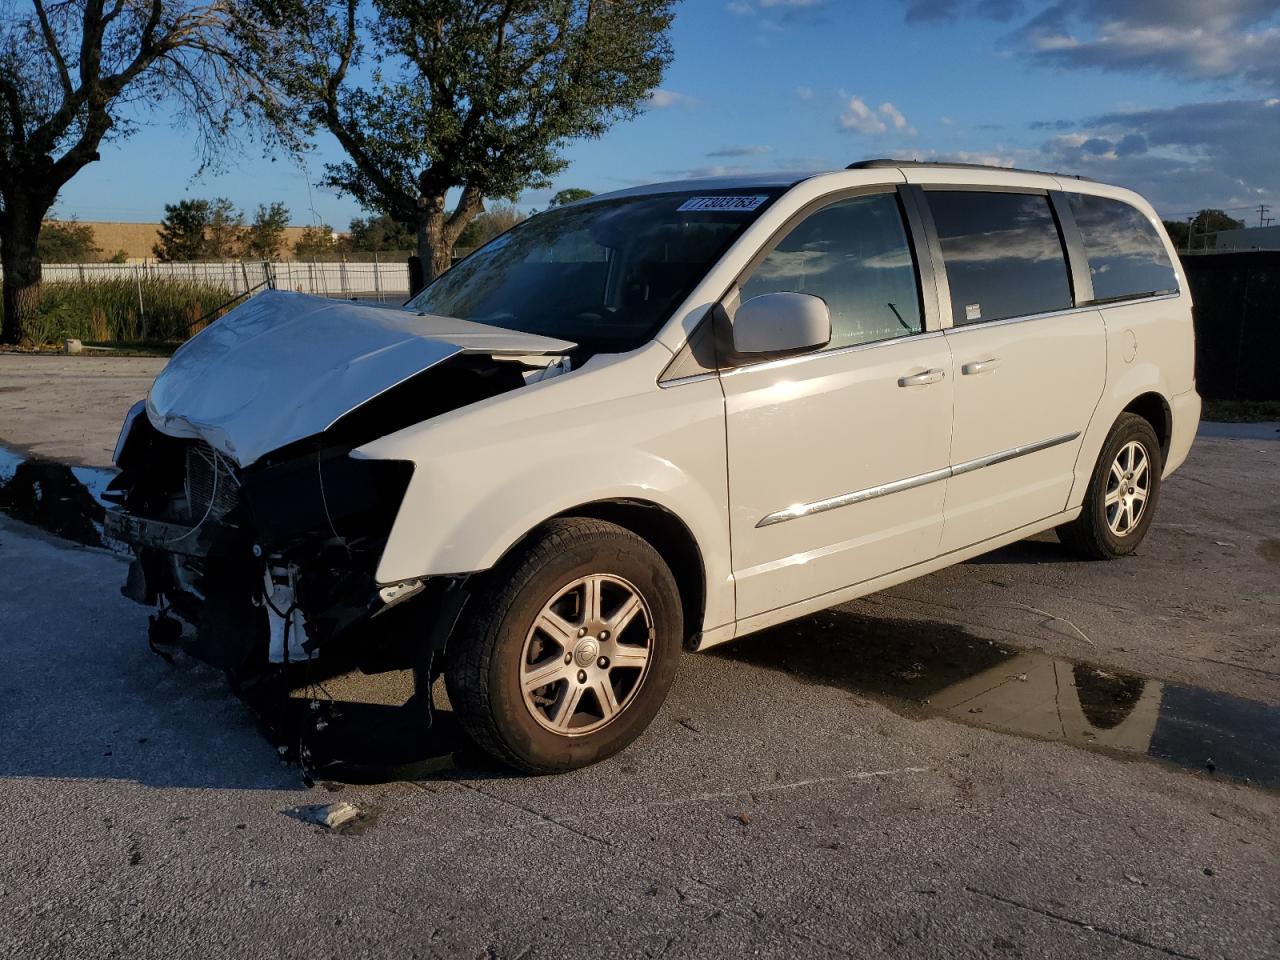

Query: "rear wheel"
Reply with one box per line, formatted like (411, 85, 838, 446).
(445, 518, 682, 773)
(1057, 413, 1163, 559)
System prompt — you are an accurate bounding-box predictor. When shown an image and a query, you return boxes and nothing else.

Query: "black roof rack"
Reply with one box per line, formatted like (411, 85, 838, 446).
(846, 158, 1096, 182)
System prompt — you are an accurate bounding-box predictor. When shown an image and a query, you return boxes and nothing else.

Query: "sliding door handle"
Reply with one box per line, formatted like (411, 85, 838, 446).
(961, 357, 1002, 375)
(898, 368, 945, 387)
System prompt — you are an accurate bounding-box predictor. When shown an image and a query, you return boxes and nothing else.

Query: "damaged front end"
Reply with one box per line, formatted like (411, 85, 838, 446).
(106, 419, 425, 673)
(105, 290, 573, 688)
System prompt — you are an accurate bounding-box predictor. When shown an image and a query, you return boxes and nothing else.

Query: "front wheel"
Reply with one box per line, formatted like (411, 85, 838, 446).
(1057, 413, 1163, 559)
(444, 518, 683, 773)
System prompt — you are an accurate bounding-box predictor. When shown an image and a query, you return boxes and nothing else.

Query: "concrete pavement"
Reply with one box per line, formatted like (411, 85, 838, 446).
(1, 486, 1276, 957)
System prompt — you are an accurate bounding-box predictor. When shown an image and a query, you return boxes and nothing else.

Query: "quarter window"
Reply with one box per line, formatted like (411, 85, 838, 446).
(928, 191, 1073, 325)
(1067, 194, 1179, 302)
(739, 193, 923, 350)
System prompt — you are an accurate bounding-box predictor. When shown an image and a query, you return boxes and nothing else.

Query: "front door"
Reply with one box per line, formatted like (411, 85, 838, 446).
(921, 189, 1107, 553)
(721, 189, 955, 620)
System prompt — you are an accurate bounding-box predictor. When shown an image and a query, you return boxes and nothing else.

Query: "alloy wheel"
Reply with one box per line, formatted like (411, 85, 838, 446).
(1105, 439, 1151, 536)
(519, 574, 655, 736)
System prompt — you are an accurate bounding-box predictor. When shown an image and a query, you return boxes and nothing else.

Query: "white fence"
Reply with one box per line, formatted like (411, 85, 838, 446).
(41, 259, 411, 300)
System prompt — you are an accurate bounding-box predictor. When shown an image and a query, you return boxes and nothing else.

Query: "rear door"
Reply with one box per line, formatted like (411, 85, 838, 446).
(720, 188, 954, 620)
(919, 188, 1106, 553)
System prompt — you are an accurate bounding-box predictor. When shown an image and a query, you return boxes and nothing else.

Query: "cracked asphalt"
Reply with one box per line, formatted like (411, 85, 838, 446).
(0, 355, 1278, 959)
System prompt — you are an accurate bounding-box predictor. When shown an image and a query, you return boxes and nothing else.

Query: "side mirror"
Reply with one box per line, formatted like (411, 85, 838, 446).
(730, 292, 831, 355)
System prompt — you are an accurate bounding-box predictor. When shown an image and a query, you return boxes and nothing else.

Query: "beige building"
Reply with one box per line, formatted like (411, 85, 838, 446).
(47, 220, 328, 262)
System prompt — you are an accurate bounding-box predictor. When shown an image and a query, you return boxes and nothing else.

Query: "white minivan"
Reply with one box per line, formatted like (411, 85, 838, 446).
(106, 160, 1199, 772)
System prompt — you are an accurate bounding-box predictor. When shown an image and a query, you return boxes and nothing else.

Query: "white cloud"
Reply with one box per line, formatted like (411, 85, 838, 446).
(839, 98, 914, 136)
(1011, 1, 1280, 92)
(708, 145, 774, 157)
(794, 85, 815, 101)
(645, 90, 697, 109)
(941, 115, 955, 125)
(725, 1, 754, 14)
(880, 102, 912, 131)
(839, 96, 887, 134)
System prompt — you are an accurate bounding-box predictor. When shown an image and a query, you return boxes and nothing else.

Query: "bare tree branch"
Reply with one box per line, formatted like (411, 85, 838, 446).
(33, 0, 74, 97)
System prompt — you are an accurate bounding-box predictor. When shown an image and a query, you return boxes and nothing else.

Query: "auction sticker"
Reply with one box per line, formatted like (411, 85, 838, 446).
(677, 195, 770, 212)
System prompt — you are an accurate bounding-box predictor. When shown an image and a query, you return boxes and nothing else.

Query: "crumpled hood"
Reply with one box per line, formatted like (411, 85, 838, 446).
(147, 290, 574, 467)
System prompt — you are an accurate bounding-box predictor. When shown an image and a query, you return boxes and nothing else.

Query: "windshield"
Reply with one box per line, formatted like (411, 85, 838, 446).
(405, 190, 782, 354)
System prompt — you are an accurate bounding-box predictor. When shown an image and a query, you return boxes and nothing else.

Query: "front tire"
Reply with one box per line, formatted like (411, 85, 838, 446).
(1057, 413, 1163, 559)
(445, 518, 683, 773)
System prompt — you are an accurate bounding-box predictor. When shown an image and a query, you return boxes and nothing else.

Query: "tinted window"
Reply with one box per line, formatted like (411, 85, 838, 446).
(739, 193, 922, 350)
(929, 191, 1072, 325)
(1067, 194, 1178, 302)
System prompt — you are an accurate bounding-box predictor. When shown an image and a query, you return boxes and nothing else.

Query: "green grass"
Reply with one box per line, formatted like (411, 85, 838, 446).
(1202, 399, 1280, 422)
(2, 277, 236, 347)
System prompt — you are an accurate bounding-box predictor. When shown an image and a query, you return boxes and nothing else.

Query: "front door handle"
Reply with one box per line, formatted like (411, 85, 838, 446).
(898, 368, 945, 387)
(962, 357, 1002, 375)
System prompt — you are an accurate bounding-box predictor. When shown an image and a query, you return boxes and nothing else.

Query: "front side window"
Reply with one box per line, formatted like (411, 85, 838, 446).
(407, 190, 780, 354)
(738, 193, 922, 350)
(1067, 194, 1179, 302)
(929, 191, 1073, 325)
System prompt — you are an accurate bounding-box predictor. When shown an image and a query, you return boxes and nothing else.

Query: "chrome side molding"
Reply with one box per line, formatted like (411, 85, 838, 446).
(757, 431, 1081, 528)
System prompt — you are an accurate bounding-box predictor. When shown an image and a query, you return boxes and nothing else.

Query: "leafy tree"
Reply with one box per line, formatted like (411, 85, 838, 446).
(261, 0, 675, 283)
(37, 220, 100, 262)
(293, 224, 337, 259)
(206, 197, 244, 259)
(0, 1, 297, 345)
(154, 200, 213, 262)
(549, 187, 594, 207)
(1164, 209, 1247, 251)
(348, 213, 413, 252)
(457, 203, 526, 248)
(1161, 220, 1189, 249)
(243, 202, 290, 259)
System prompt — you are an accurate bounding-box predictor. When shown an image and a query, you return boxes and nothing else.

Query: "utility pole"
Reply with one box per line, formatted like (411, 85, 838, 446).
(1186, 215, 1195, 253)
(1258, 204, 1271, 227)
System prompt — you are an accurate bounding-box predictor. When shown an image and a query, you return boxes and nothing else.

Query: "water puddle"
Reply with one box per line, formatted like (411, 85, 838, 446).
(720, 609, 1280, 791)
(0, 445, 119, 547)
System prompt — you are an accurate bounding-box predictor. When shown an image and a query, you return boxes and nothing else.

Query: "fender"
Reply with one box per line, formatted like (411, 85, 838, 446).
(353, 343, 736, 634)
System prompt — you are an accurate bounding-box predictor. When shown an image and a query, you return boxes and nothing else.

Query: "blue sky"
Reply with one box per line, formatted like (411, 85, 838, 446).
(56, 0, 1280, 229)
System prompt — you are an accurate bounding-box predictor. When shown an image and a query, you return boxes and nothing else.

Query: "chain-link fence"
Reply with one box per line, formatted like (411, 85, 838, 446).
(41, 259, 411, 301)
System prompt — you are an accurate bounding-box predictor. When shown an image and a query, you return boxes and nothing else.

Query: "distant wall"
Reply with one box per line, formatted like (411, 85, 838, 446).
(1181, 251, 1280, 401)
(1215, 225, 1280, 252)
(44, 221, 329, 262)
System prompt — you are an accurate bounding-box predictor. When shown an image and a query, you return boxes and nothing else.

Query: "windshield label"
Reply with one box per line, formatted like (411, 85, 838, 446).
(677, 195, 770, 213)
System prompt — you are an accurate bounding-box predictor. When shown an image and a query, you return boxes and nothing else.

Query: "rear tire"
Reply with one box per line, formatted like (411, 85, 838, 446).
(445, 518, 683, 773)
(1057, 413, 1163, 560)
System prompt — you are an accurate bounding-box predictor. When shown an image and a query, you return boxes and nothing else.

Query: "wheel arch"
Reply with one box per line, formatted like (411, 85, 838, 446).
(1122, 391, 1172, 461)
(543, 499, 708, 647)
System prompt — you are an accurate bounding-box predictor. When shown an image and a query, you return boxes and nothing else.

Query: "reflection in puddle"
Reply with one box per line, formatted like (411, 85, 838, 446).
(0, 445, 119, 546)
(720, 610, 1280, 790)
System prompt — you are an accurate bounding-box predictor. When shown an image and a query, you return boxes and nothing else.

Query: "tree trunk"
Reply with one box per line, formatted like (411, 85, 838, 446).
(415, 194, 452, 286)
(414, 188, 485, 288)
(0, 194, 49, 347)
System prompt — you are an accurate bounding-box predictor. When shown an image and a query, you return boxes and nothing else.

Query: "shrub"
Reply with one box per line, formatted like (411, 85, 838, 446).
(0, 277, 234, 346)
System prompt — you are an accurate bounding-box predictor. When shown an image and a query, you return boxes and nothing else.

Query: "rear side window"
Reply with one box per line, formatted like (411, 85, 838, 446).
(739, 193, 922, 350)
(928, 191, 1073, 325)
(1067, 194, 1178, 302)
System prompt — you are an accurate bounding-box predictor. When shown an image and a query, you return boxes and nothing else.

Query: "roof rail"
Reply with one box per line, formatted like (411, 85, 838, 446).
(846, 158, 1096, 182)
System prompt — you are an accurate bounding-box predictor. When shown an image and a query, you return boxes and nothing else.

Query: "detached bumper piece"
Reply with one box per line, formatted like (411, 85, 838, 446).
(105, 508, 226, 559)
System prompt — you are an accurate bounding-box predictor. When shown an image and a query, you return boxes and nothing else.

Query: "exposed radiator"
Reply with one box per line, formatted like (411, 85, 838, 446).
(185, 442, 239, 523)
